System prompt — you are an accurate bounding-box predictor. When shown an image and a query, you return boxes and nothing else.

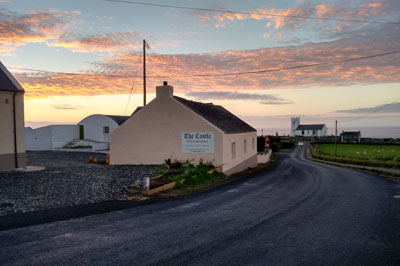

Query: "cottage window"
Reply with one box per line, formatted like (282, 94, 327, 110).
(302, 130, 304, 135)
(231, 142, 236, 159)
(244, 139, 247, 154)
(313, 130, 316, 135)
(103, 126, 110, 134)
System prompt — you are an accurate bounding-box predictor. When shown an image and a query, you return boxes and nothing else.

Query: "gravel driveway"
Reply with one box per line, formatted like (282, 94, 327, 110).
(0, 151, 159, 216)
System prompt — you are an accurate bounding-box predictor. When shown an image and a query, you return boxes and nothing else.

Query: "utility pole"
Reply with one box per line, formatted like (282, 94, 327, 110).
(143, 39, 147, 106)
(334, 120, 337, 157)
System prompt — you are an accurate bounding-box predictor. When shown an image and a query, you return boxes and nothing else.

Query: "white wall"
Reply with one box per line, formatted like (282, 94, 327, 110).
(25, 125, 79, 150)
(222, 132, 257, 174)
(50, 125, 79, 148)
(294, 126, 328, 137)
(78, 115, 119, 142)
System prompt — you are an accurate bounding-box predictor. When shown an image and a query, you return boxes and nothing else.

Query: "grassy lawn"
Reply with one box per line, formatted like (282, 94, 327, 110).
(313, 143, 400, 169)
(316, 144, 400, 161)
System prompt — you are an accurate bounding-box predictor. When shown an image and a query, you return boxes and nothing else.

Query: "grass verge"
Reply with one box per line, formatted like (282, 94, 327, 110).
(312, 151, 400, 169)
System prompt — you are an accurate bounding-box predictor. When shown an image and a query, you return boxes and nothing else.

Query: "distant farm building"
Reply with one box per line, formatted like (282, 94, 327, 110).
(291, 117, 327, 137)
(111, 82, 257, 175)
(25, 125, 79, 150)
(25, 114, 129, 151)
(0, 61, 27, 170)
(78, 114, 129, 143)
(340, 131, 361, 143)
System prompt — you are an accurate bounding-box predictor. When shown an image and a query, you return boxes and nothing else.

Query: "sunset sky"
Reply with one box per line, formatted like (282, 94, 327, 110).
(1, 0, 399, 136)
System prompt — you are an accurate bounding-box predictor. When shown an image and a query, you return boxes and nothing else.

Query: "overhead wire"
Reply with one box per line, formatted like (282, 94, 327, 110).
(124, 52, 142, 115)
(104, 0, 400, 25)
(340, 95, 400, 123)
(7, 50, 400, 79)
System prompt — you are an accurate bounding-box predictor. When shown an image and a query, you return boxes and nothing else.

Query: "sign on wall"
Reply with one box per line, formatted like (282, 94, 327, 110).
(181, 132, 214, 153)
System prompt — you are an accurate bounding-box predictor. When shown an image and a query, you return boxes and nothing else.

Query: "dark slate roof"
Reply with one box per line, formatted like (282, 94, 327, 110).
(105, 115, 130, 125)
(131, 106, 142, 116)
(296, 124, 326, 130)
(0, 61, 24, 92)
(340, 131, 360, 136)
(173, 96, 256, 134)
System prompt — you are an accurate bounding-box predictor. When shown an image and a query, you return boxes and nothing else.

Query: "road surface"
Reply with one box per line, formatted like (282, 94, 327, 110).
(1, 146, 399, 266)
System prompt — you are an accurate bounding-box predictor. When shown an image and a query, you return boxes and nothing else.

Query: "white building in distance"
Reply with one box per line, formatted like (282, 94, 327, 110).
(25, 115, 129, 151)
(78, 114, 129, 143)
(291, 117, 327, 137)
(111, 82, 257, 175)
(25, 125, 79, 150)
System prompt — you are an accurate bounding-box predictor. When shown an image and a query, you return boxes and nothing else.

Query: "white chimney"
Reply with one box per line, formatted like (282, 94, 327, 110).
(156, 81, 173, 98)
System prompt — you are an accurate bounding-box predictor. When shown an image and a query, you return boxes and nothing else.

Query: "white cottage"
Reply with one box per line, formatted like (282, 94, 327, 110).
(291, 117, 327, 137)
(111, 82, 257, 175)
(78, 114, 129, 142)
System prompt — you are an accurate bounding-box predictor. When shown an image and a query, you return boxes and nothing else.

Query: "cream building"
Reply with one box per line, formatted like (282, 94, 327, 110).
(0, 61, 27, 170)
(111, 82, 257, 175)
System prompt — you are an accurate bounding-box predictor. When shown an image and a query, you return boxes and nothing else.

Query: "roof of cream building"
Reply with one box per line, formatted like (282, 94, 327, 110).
(173, 96, 256, 134)
(0, 61, 24, 92)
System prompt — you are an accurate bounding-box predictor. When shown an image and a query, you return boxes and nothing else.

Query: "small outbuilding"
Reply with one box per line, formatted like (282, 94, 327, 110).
(0, 61, 27, 170)
(78, 114, 129, 143)
(111, 82, 258, 175)
(340, 131, 361, 143)
(25, 125, 79, 150)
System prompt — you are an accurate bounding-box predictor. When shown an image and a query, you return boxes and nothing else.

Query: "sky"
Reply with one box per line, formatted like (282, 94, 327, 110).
(1, 0, 399, 136)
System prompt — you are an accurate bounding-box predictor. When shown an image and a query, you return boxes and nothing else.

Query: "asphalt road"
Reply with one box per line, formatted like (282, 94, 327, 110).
(1, 146, 399, 266)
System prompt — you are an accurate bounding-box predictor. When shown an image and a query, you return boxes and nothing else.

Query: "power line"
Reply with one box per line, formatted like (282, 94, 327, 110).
(104, 0, 400, 25)
(124, 51, 143, 115)
(340, 95, 400, 123)
(8, 50, 400, 78)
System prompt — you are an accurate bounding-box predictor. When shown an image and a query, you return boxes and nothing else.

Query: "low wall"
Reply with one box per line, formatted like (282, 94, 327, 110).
(223, 154, 258, 176)
(257, 150, 272, 164)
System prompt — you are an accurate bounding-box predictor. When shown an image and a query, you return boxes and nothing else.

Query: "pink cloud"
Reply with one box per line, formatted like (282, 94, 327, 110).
(13, 24, 400, 100)
(0, 9, 79, 52)
(50, 31, 143, 53)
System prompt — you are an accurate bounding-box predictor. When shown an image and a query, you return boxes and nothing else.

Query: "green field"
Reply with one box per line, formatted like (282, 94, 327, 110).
(316, 144, 400, 162)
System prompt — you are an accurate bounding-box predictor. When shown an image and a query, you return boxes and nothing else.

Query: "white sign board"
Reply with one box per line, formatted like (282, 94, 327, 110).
(181, 132, 214, 154)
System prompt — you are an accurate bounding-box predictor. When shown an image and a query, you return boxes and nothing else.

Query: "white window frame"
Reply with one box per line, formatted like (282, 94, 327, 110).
(231, 142, 236, 159)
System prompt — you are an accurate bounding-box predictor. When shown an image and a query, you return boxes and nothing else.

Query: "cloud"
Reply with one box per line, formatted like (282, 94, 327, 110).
(202, 1, 399, 39)
(0, 8, 79, 53)
(10, 7, 400, 100)
(13, 25, 400, 100)
(0, 8, 170, 54)
(185, 91, 292, 105)
(336, 102, 400, 114)
(50, 31, 143, 53)
(51, 104, 81, 110)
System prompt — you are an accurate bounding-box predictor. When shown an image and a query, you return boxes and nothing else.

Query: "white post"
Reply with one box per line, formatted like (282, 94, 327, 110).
(142, 177, 150, 192)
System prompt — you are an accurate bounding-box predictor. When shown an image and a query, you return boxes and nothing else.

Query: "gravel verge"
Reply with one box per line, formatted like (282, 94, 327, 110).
(0, 151, 160, 216)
